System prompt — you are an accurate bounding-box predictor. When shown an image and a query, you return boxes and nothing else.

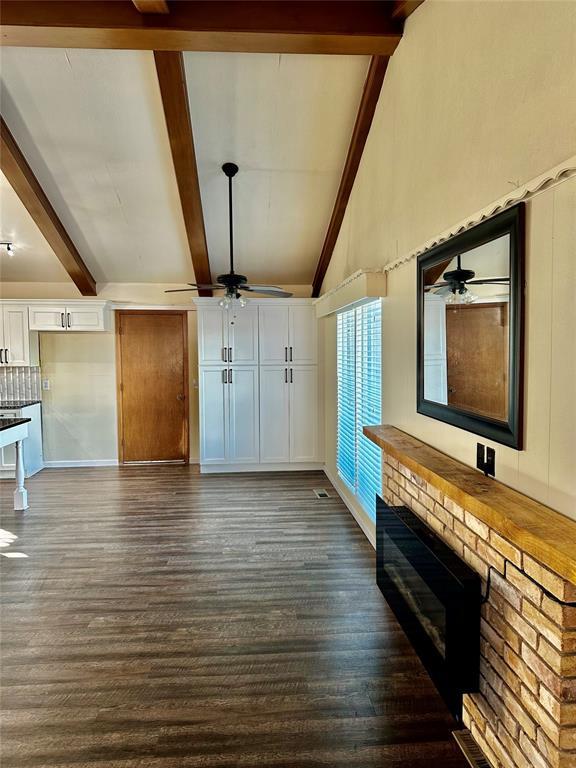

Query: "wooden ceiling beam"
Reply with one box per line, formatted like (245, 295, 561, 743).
(0, 1, 402, 55)
(312, 56, 389, 298)
(154, 51, 212, 297)
(132, 1, 169, 14)
(0, 117, 97, 296)
(391, 1, 425, 21)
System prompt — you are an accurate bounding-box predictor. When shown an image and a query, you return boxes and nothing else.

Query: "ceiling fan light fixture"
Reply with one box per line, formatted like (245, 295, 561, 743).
(1, 241, 14, 257)
(446, 284, 477, 304)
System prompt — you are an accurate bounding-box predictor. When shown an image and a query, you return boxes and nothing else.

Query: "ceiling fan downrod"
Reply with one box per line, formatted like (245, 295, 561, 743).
(222, 162, 238, 282)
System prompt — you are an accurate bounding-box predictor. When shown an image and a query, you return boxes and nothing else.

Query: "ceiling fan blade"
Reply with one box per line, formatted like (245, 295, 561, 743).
(467, 277, 510, 285)
(241, 285, 293, 298)
(164, 283, 224, 293)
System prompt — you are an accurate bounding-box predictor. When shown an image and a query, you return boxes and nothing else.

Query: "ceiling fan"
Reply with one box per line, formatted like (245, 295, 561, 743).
(166, 163, 293, 305)
(425, 254, 509, 304)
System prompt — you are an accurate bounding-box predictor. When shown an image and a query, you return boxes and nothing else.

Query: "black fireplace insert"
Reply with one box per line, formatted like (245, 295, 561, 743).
(376, 496, 481, 718)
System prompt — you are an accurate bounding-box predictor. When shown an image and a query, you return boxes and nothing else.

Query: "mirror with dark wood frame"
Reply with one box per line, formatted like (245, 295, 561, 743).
(417, 204, 525, 449)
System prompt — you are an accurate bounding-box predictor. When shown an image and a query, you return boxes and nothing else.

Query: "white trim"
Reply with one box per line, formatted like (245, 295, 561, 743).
(43, 459, 119, 468)
(110, 304, 196, 311)
(324, 464, 376, 549)
(383, 155, 576, 274)
(314, 268, 385, 304)
(193, 297, 314, 307)
(1, 299, 108, 307)
(200, 461, 324, 474)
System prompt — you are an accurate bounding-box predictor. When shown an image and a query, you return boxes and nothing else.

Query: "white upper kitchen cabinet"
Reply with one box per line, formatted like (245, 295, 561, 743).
(66, 306, 106, 331)
(0, 305, 30, 366)
(28, 306, 68, 332)
(28, 302, 107, 332)
(259, 304, 317, 365)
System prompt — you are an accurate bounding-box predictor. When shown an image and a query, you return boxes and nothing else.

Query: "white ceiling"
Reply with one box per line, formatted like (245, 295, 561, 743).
(0, 48, 369, 288)
(0, 171, 69, 282)
(0, 48, 192, 284)
(185, 52, 368, 284)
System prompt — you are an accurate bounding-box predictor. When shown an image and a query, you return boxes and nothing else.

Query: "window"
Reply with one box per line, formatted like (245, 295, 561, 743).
(337, 301, 382, 520)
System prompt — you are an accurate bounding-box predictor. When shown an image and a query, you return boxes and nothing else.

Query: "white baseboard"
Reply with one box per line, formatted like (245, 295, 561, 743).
(43, 459, 119, 468)
(200, 462, 324, 474)
(323, 465, 376, 549)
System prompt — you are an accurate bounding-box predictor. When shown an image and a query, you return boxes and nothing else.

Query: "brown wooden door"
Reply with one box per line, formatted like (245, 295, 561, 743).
(446, 302, 509, 421)
(117, 311, 188, 463)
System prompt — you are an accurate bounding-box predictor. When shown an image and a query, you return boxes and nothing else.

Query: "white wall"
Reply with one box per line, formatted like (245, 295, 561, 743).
(40, 331, 118, 464)
(0, 281, 310, 465)
(38, 310, 201, 465)
(322, 1, 576, 521)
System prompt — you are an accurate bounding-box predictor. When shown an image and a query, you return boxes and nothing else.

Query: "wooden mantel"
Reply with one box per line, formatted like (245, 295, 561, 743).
(364, 425, 576, 587)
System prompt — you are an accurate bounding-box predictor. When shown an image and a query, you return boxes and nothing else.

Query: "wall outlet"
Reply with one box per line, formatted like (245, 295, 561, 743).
(41, 379, 50, 391)
(476, 442, 495, 477)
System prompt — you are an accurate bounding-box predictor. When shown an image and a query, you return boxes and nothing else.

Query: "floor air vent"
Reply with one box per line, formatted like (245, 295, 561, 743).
(452, 730, 491, 768)
(313, 489, 330, 498)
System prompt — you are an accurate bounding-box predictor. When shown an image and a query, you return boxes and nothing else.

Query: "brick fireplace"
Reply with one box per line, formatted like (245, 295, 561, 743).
(365, 425, 576, 768)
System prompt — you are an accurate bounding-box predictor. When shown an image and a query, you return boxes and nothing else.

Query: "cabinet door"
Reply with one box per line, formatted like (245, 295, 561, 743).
(2, 305, 30, 365)
(289, 366, 319, 462)
(227, 307, 258, 365)
(0, 410, 18, 469)
(228, 366, 259, 463)
(423, 294, 447, 404)
(28, 305, 67, 332)
(198, 308, 227, 365)
(259, 366, 290, 463)
(199, 367, 228, 463)
(289, 306, 317, 364)
(258, 306, 289, 364)
(66, 306, 105, 331)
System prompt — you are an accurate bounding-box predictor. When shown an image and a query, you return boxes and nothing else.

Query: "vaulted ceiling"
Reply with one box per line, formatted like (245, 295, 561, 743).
(0, 1, 422, 296)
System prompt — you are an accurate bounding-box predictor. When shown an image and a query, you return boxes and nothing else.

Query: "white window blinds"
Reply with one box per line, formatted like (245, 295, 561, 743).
(337, 301, 382, 520)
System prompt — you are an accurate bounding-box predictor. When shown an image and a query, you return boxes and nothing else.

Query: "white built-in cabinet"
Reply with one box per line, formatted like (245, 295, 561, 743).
(259, 364, 319, 463)
(28, 303, 107, 332)
(199, 365, 259, 465)
(198, 306, 258, 365)
(196, 299, 320, 471)
(0, 305, 30, 366)
(258, 305, 317, 364)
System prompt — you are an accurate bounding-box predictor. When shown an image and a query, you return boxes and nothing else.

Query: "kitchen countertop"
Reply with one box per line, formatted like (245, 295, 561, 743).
(0, 400, 42, 409)
(0, 417, 32, 432)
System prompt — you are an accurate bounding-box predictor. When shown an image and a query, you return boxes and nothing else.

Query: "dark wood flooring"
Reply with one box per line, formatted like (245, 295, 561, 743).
(0, 467, 467, 767)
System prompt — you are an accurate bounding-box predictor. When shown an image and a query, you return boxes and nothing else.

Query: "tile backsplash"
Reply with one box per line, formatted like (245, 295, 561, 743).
(0, 366, 42, 402)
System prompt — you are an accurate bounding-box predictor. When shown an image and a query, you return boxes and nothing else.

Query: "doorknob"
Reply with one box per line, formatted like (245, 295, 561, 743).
(177, 393, 185, 401)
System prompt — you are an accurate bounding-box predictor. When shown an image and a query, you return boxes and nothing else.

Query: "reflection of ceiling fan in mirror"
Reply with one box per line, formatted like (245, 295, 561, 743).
(165, 163, 293, 308)
(425, 254, 510, 304)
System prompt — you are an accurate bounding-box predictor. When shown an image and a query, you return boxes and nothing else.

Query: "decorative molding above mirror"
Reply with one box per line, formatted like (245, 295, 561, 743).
(417, 204, 525, 449)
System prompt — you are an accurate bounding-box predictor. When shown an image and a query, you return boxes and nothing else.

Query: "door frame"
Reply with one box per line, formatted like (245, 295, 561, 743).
(115, 310, 189, 464)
